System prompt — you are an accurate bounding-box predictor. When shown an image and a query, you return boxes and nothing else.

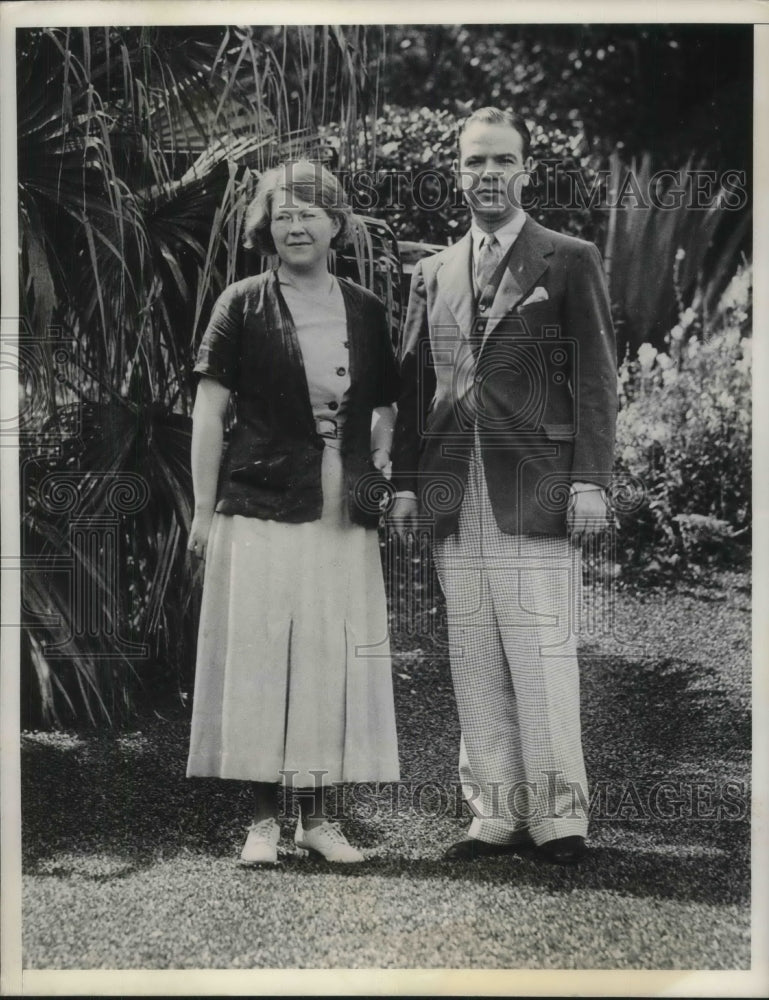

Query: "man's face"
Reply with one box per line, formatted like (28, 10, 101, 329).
(457, 121, 532, 229)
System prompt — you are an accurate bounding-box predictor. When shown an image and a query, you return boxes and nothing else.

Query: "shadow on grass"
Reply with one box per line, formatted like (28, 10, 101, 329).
(582, 654, 750, 771)
(22, 750, 748, 910)
(273, 846, 748, 907)
(22, 830, 748, 909)
(22, 632, 750, 913)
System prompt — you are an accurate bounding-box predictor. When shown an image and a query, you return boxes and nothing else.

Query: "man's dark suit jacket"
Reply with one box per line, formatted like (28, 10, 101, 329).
(391, 216, 618, 539)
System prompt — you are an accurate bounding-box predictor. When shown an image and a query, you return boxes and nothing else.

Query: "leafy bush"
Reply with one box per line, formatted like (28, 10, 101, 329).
(376, 24, 752, 174)
(324, 104, 605, 246)
(612, 263, 751, 578)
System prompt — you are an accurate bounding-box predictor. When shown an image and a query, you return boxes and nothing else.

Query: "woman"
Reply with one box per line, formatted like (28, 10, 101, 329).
(186, 161, 400, 865)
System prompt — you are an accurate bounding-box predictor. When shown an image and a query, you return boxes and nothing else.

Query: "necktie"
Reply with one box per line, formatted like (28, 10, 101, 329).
(475, 233, 503, 294)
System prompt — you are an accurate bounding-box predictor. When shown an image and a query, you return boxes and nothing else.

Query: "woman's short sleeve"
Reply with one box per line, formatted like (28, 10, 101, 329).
(193, 286, 243, 390)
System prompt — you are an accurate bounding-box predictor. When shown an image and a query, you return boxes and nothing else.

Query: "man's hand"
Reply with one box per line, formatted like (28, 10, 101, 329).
(388, 495, 419, 541)
(568, 482, 609, 544)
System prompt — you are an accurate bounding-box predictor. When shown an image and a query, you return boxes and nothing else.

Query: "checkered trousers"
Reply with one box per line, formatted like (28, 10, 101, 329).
(433, 442, 588, 846)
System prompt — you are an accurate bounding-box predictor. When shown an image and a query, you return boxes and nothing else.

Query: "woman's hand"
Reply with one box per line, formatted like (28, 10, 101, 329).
(188, 509, 214, 561)
(388, 495, 419, 541)
(371, 407, 395, 479)
(189, 377, 230, 562)
(371, 447, 391, 476)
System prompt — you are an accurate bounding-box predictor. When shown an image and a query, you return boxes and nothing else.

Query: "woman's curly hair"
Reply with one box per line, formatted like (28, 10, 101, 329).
(242, 160, 354, 255)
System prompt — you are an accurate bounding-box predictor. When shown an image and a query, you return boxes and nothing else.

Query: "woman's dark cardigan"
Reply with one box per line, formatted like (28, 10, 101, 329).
(194, 269, 399, 527)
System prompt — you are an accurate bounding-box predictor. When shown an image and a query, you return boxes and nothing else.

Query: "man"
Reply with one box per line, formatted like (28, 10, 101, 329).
(390, 107, 617, 865)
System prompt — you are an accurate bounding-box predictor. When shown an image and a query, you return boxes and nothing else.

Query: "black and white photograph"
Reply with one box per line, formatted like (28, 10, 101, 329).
(0, 1, 765, 995)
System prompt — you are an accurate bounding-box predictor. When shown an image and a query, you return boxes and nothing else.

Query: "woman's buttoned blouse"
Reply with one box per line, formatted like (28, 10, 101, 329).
(278, 274, 349, 448)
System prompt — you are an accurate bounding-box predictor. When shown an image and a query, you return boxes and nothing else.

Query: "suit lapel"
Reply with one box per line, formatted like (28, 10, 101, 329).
(483, 218, 555, 342)
(435, 232, 474, 338)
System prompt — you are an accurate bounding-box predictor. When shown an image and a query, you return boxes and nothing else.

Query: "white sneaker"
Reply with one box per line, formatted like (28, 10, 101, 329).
(294, 820, 365, 863)
(239, 818, 280, 866)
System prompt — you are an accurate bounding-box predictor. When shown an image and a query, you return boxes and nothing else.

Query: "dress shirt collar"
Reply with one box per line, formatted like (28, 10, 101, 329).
(470, 210, 527, 259)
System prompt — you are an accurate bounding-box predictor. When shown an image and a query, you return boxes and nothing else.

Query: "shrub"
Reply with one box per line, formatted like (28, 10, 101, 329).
(324, 104, 605, 246)
(612, 262, 751, 578)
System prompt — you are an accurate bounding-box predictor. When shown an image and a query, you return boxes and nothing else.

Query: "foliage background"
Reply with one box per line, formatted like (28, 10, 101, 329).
(613, 263, 751, 579)
(15, 23, 753, 727)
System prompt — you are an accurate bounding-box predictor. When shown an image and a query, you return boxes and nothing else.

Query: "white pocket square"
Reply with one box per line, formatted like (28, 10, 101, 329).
(520, 286, 549, 307)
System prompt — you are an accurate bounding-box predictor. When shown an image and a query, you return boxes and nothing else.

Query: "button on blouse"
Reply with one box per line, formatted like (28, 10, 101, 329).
(278, 275, 350, 447)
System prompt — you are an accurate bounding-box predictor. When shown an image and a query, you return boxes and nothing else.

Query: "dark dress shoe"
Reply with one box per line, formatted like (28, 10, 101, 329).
(536, 835, 586, 865)
(443, 831, 535, 861)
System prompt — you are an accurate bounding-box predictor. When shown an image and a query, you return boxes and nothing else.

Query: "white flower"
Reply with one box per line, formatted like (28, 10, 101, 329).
(675, 248, 686, 261)
(637, 342, 658, 372)
(670, 324, 684, 341)
(720, 264, 752, 311)
(716, 391, 735, 410)
(682, 307, 697, 327)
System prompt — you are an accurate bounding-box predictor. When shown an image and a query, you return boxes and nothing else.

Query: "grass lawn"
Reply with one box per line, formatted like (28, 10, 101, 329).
(21, 569, 751, 970)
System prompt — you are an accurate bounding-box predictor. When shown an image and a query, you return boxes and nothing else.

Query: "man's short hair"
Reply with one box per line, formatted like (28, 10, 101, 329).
(458, 107, 532, 159)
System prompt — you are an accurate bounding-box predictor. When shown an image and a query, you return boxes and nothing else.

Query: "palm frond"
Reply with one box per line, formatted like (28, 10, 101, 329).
(604, 152, 748, 352)
(18, 24, 390, 727)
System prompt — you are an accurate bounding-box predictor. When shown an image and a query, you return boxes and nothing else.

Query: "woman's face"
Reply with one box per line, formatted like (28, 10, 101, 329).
(270, 192, 341, 273)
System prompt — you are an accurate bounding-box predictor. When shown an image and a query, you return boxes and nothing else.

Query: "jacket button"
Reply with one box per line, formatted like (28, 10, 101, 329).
(479, 303, 487, 312)
(343, 341, 349, 348)
(336, 366, 346, 376)
(328, 401, 339, 411)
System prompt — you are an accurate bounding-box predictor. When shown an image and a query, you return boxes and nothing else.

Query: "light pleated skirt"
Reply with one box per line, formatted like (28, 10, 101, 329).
(186, 443, 400, 787)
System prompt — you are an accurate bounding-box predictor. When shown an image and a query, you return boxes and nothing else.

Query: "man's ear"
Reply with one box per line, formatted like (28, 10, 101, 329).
(521, 156, 535, 186)
(453, 156, 470, 197)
